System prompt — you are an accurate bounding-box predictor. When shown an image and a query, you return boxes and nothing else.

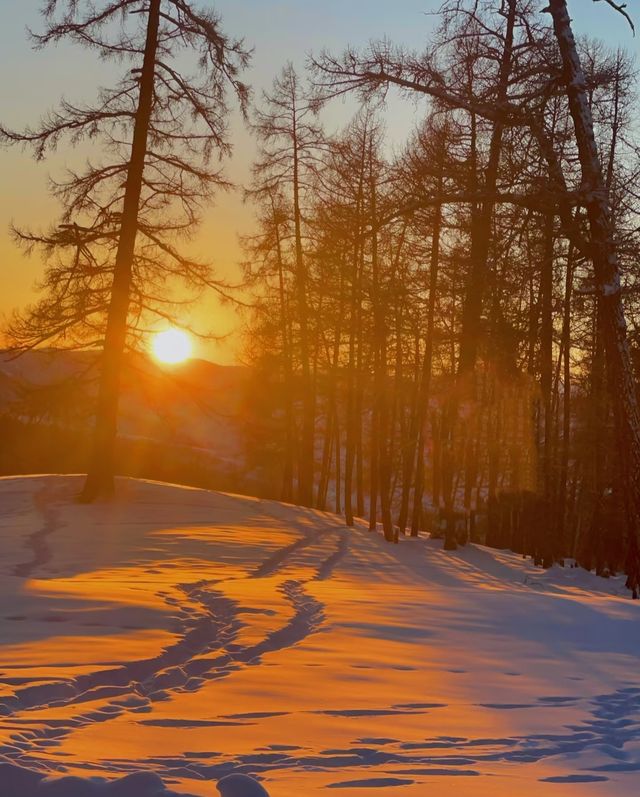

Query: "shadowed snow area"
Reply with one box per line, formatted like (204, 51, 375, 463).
(0, 475, 638, 796)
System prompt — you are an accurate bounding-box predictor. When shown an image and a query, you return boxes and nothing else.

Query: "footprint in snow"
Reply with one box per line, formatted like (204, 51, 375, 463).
(217, 774, 271, 796)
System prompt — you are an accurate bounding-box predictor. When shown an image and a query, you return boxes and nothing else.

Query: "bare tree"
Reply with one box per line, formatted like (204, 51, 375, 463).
(1, 0, 250, 500)
(248, 64, 325, 507)
(545, 0, 640, 595)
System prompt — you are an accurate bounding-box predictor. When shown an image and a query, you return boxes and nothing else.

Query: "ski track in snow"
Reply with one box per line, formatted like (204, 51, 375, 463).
(12, 481, 62, 579)
(0, 490, 348, 770)
(1, 476, 639, 796)
(9, 685, 640, 789)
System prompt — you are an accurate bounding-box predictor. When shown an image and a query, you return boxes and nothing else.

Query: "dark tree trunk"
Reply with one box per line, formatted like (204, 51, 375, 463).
(81, 0, 161, 501)
(344, 235, 361, 526)
(557, 241, 574, 553)
(540, 212, 555, 566)
(548, 0, 640, 596)
(370, 158, 395, 542)
(411, 161, 444, 536)
(292, 105, 315, 507)
(274, 201, 295, 503)
(397, 331, 421, 534)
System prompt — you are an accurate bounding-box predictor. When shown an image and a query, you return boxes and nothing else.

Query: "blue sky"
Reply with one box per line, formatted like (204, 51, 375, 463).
(0, 0, 636, 361)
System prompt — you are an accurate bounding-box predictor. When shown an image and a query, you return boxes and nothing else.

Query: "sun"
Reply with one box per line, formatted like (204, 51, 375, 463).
(151, 328, 193, 365)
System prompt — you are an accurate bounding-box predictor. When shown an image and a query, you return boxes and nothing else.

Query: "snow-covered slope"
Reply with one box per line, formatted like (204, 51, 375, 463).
(0, 476, 638, 796)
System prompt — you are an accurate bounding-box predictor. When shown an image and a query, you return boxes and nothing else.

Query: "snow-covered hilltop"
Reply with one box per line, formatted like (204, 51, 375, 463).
(0, 476, 638, 796)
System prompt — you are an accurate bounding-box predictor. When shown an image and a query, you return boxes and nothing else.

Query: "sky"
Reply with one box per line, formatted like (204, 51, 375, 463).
(0, 0, 637, 364)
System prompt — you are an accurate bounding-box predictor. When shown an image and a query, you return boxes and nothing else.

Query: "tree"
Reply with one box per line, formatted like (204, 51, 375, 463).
(238, 2, 640, 593)
(310, 0, 640, 572)
(545, 0, 640, 595)
(241, 189, 297, 502)
(248, 64, 325, 507)
(1, 0, 250, 500)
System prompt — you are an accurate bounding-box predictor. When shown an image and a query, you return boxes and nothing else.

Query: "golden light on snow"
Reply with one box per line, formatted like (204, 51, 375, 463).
(151, 328, 193, 364)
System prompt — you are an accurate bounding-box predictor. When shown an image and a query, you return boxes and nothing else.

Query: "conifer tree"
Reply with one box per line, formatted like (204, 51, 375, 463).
(1, 0, 250, 500)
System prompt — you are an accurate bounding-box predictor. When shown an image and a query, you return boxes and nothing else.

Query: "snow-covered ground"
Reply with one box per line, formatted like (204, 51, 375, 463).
(0, 476, 638, 796)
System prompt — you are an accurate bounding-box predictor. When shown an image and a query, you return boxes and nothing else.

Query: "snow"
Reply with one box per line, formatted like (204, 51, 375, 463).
(217, 774, 271, 796)
(0, 763, 271, 796)
(0, 475, 639, 796)
(0, 764, 197, 796)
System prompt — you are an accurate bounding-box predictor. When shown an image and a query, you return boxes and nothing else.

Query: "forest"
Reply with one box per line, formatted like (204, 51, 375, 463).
(1, 0, 639, 593)
(1, 3, 640, 797)
(239, 1, 640, 595)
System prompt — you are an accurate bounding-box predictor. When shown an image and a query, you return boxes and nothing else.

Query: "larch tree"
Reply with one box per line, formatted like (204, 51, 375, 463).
(234, 1, 640, 592)
(0, 0, 250, 501)
(241, 188, 297, 502)
(248, 64, 325, 508)
(545, 0, 640, 595)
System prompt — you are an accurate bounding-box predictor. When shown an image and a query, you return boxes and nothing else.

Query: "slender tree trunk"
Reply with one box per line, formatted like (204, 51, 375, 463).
(318, 289, 343, 509)
(540, 212, 555, 566)
(355, 321, 366, 519)
(334, 395, 342, 515)
(411, 165, 444, 536)
(557, 241, 574, 554)
(378, 332, 395, 541)
(273, 200, 295, 502)
(390, 299, 404, 531)
(369, 348, 380, 530)
(370, 158, 395, 542)
(292, 107, 315, 507)
(397, 329, 421, 533)
(548, 0, 640, 595)
(344, 140, 367, 526)
(81, 0, 161, 501)
(344, 235, 361, 526)
(317, 405, 334, 511)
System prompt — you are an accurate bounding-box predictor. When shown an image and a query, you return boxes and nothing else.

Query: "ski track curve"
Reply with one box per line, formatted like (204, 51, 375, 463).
(13, 482, 61, 579)
(86, 686, 640, 787)
(0, 516, 348, 768)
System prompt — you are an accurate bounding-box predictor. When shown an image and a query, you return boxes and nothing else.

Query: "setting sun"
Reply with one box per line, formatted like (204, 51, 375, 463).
(151, 328, 193, 365)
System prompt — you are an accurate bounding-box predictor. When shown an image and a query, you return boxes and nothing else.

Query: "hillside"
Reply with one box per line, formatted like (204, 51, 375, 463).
(0, 351, 250, 485)
(0, 476, 638, 796)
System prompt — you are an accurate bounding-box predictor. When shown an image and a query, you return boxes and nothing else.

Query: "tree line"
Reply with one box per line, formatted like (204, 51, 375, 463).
(241, 0, 640, 596)
(1, 1, 640, 595)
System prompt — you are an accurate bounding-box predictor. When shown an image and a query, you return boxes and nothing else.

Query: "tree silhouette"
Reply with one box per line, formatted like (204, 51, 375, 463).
(247, 64, 325, 507)
(1, 0, 250, 500)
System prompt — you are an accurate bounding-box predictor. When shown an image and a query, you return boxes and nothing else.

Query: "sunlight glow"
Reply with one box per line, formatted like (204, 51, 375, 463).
(151, 328, 193, 365)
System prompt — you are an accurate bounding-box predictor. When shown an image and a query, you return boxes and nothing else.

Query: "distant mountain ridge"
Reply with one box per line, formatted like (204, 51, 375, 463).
(0, 349, 248, 471)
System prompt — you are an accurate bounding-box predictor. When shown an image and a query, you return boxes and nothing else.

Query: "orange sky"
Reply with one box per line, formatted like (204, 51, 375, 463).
(0, 1, 632, 364)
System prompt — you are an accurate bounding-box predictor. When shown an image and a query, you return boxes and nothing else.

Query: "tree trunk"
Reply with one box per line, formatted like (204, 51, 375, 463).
(355, 324, 366, 519)
(540, 211, 555, 566)
(557, 240, 574, 554)
(273, 200, 295, 502)
(369, 354, 380, 531)
(292, 101, 315, 507)
(81, 0, 161, 501)
(410, 163, 444, 536)
(370, 157, 395, 542)
(344, 233, 361, 526)
(397, 330, 421, 533)
(547, 0, 640, 596)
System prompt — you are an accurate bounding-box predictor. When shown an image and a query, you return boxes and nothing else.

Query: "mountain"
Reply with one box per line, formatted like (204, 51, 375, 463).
(0, 350, 251, 488)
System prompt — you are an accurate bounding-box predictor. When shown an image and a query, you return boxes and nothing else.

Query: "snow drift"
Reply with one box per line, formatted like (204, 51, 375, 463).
(0, 762, 270, 797)
(0, 475, 638, 796)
